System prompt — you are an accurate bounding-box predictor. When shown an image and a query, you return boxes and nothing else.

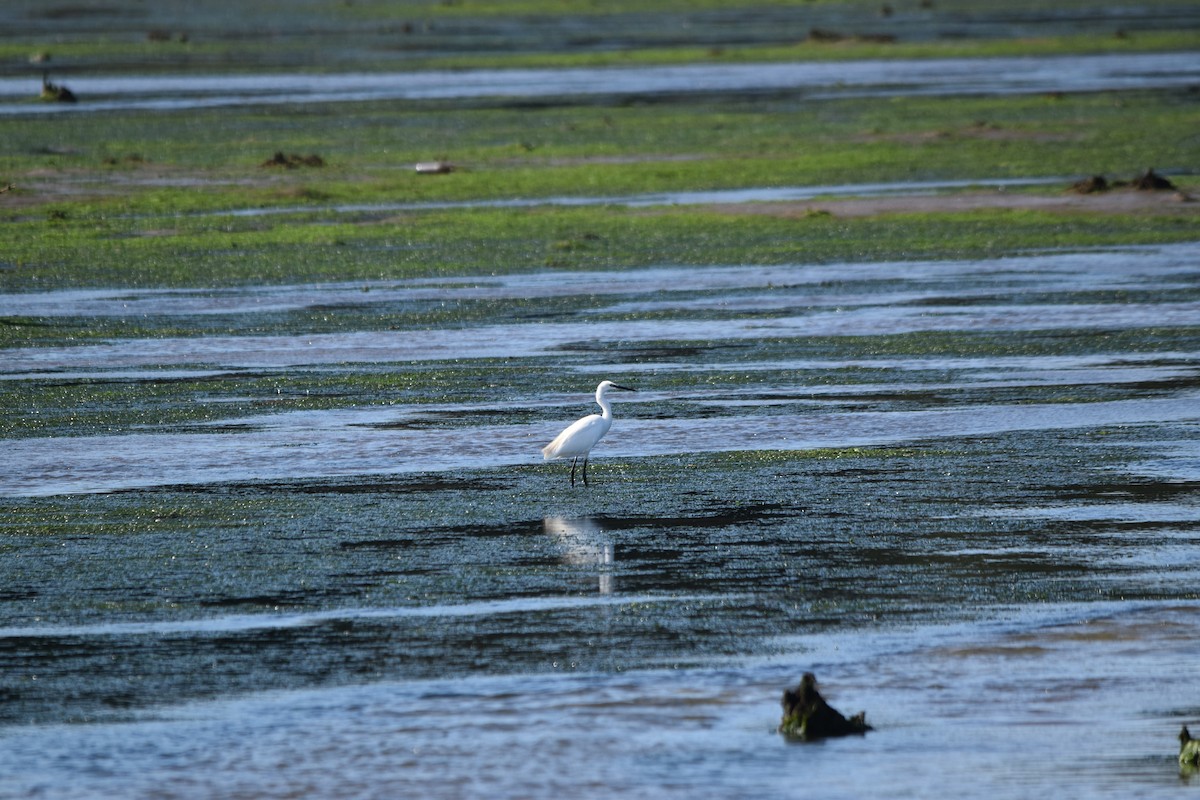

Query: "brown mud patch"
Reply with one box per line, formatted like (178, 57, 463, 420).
(0, 166, 291, 210)
(505, 153, 710, 168)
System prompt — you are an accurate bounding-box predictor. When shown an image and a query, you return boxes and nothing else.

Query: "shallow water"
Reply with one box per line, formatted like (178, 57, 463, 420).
(2, 241, 1199, 797)
(2, 243, 1199, 497)
(1, 602, 1197, 799)
(6, 239, 1164, 318)
(3, 52, 1198, 114)
(3, 243, 1198, 367)
(210, 177, 1068, 219)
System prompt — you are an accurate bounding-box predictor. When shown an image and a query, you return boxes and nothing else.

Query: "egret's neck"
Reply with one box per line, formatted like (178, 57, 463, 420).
(595, 390, 613, 419)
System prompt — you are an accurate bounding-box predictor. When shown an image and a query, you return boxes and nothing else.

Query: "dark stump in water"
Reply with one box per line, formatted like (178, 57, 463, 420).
(40, 72, 76, 103)
(778, 672, 873, 741)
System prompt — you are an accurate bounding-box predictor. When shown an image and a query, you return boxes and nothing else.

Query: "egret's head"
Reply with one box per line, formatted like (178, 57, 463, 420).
(597, 380, 636, 395)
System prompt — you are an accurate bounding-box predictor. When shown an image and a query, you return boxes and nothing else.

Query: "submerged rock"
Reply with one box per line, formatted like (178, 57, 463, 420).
(778, 672, 873, 741)
(1181, 725, 1200, 770)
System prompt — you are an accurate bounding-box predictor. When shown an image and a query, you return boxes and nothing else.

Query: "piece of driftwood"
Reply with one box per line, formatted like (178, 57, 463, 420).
(414, 161, 455, 174)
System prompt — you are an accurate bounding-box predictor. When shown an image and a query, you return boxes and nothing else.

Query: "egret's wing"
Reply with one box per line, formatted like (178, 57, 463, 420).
(542, 413, 608, 459)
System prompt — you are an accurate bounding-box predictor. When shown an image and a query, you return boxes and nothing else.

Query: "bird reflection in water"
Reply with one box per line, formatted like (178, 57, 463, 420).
(544, 516, 615, 594)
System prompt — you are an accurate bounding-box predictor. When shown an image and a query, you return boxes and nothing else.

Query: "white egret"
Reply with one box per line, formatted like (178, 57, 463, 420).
(541, 380, 636, 486)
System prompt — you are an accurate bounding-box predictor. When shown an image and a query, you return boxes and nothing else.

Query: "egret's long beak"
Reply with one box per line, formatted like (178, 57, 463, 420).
(613, 384, 636, 392)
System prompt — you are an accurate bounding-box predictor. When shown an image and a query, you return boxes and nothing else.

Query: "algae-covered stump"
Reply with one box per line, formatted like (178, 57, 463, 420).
(1181, 725, 1200, 770)
(778, 672, 873, 741)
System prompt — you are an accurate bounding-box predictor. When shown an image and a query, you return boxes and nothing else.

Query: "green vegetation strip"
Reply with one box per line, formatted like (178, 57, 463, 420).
(4, 90, 1197, 212)
(3, 205, 1197, 292)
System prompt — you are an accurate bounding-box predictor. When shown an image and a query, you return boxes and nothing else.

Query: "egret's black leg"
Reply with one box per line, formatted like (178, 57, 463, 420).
(582, 456, 589, 487)
(569, 457, 578, 487)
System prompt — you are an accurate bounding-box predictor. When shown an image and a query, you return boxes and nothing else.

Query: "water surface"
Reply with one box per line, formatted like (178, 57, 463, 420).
(3, 52, 1197, 114)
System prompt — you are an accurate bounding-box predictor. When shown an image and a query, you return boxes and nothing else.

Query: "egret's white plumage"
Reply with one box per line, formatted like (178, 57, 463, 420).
(542, 380, 635, 486)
